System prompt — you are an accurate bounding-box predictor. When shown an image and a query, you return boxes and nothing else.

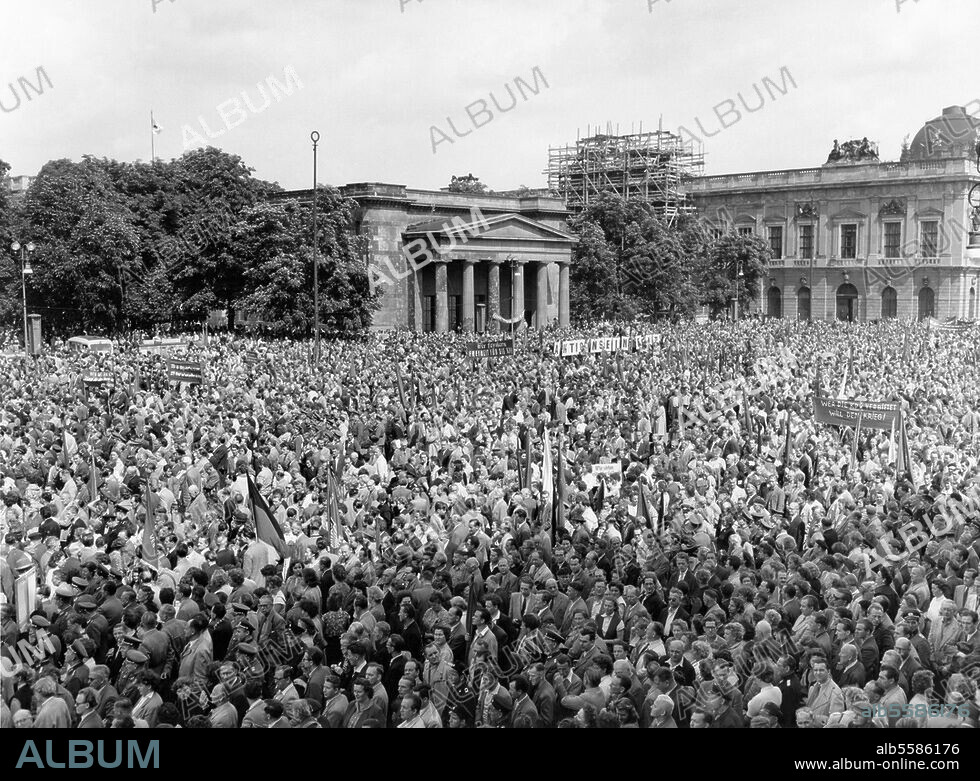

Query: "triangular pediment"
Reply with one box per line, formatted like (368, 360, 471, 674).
(404, 213, 576, 244)
(830, 208, 867, 221)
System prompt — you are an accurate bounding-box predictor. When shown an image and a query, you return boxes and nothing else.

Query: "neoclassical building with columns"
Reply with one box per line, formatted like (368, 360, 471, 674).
(338, 183, 575, 331)
(688, 105, 980, 321)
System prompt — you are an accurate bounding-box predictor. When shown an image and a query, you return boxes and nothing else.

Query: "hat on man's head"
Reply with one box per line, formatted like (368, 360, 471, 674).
(75, 596, 97, 610)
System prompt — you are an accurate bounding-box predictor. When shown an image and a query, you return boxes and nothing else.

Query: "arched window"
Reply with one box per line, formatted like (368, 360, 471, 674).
(917, 286, 935, 320)
(969, 287, 976, 320)
(797, 286, 811, 321)
(767, 287, 782, 318)
(881, 286, 898, 319)
(836, 283, 859, 322)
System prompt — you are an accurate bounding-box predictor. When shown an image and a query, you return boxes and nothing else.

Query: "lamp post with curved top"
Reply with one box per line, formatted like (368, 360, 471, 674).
(311, 130, 321, 362)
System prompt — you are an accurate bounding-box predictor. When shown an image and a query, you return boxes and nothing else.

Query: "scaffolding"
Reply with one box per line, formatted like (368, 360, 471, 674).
(546, 123, 704, 224)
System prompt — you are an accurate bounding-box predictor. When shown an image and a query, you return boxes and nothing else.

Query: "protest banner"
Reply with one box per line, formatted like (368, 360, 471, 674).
(551, 334, 659, 357)
(82, 371, 115, 385)
(465, 337, 514, 359)
(592, 462, 623, 477)
(167, 358, 205, 385)
(813, 396, 900, 431)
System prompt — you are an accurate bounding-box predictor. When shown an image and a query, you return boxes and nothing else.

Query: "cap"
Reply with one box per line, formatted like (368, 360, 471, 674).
(231, 603, 249, 614)
(75, 596, 97, 610)
(237, 643, 258, 656)
(72, 577, 90, 589)
(124, 649, 148, 664)
(30, 614, 51, 628)
(55, 584, 76, 598)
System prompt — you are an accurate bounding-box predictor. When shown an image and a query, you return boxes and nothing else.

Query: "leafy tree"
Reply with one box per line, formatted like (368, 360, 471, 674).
(235, 188, 378, 336)
(699, 232, 771, 318)
(448, 174, 488, 194)
(19, 158, 140, 333)
(0, 158, 22, 328)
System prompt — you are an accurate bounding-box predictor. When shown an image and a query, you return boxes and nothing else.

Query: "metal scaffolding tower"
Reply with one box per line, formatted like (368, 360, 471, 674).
(546, 124, 704, 224)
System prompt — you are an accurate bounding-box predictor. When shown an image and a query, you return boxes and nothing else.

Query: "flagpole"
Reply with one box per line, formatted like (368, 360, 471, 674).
(150, 110, 155, 162)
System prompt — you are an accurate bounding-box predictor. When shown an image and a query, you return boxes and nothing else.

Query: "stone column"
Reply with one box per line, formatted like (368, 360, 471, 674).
(435, 259, 449, 333)
(462, 259, 475, 332)
(536, 263, 549, 329)
(488, 259, 502, 333)
(512, 260, 525, 329)
(558, 262, 570, 327)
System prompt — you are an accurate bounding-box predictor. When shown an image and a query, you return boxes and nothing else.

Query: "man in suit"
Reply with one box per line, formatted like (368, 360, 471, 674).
(138, 612, 170, 677)
(422, 644, 457, 713)
(240, 681, 270, 728)
(485, 557, 520, 605)
(178, 614, 213, 686)
(852, 619, 881, 681)
(664, 639, 696, 687)
(508, 675, 540, 727)
(835, 643, 866, 687)
(397, 604, 424, 661)
(74, 687, 103, 728)
(806, 656, 845, 727)
(509, 578, 538, 624)
(542, 579, 570, 629)
(384, 635, 410, 700)
(659, 588, 690, 636)
(527, 662, 556, 728)
(560, 581, 588, 636)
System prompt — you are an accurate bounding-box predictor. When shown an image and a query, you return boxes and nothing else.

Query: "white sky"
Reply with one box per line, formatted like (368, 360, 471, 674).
(1, 0, 977, 192)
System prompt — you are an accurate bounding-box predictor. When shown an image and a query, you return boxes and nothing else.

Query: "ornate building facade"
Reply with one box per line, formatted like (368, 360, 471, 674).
(341, 183, 575, 331)
(688, 105, 980, 321)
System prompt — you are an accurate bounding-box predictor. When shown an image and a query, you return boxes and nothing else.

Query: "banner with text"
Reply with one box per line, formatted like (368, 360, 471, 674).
(82, 371, 115, 385)
(465, 337, 515, 359)
(167, 359, 204, 385)
(813, 396, 901, 430)
(551, 334, 659, 357)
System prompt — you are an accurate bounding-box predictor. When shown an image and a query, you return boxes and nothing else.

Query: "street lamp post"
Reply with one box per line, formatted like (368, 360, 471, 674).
(11, 241, 35, 356)
(311, 130, 321, 363)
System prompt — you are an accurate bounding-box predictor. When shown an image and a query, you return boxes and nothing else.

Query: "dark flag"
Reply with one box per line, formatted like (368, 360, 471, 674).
(394, 363, 409, 421)
(246, 472, 287, 557)
(897, 410, 914, 485)
(324, 471, 345, 549)
(636, 479, 655, 534)
(553, 430, 567, 542)
(849, 412, 863, 475)
(591, 475, 605, 512)
(88, 452, 99, 503)
(141, 479, 160, 562)
(781, 407, 793, 486)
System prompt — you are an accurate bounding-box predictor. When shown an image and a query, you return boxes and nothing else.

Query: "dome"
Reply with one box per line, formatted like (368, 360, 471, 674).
(906, 106, 980, 161)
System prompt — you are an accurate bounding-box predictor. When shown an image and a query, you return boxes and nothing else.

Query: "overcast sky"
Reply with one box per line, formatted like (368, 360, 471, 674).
(2, 0, 977, 192)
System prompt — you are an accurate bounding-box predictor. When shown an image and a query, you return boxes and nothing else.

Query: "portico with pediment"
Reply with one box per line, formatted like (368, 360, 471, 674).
(340, 183, 576, 331)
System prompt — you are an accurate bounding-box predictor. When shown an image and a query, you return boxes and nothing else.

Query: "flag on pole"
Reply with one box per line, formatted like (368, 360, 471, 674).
(540, 427, 554, 505)
(781, 408, 793, 486)
(591, 475, 605, 512)
(324, 471, 345, 549)
(636, 479, 657, 536)
(741, 388, 753, 439)
(896, 410, 914, 485)
(141, 479, 158, 562)
(394, 362, 409, 421)
(246, 472, 286, 557)
(849, 412, 863, 474)
(524, 431, 534, 492)
(151, 113, 162, 134)
(61, 427, 71, 469)
(554, 429, 567, 540)
(88, 452, 99, 502)
(676, 393, 686, 439)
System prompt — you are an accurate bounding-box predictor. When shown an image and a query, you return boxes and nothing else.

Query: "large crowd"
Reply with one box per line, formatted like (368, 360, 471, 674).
(1, 316, 978, 729)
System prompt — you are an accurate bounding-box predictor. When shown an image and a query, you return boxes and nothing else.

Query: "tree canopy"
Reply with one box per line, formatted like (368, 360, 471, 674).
(1, 148, 378, 335)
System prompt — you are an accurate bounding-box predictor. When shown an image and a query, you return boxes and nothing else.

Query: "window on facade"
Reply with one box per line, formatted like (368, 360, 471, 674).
(799, 224, 814, 259)
(881, 286, 898, 319)
(448, 295, 461, 330)
(920, 221, 939, 258)
(840, 224, 858, 259)
(422, 296, 436, 332)
(767, 226, 784, 259)
(883, 222, 902, 259)
(737, 226, 754, 237)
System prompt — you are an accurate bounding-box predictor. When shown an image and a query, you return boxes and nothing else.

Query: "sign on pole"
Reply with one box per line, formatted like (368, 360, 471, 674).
(465, 337, 514, 359)
(167, 358, 204, 385)
(813, 396, 901, 431)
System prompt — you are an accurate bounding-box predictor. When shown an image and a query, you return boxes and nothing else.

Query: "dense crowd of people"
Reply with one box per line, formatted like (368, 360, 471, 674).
(1, 316, 978, 729)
